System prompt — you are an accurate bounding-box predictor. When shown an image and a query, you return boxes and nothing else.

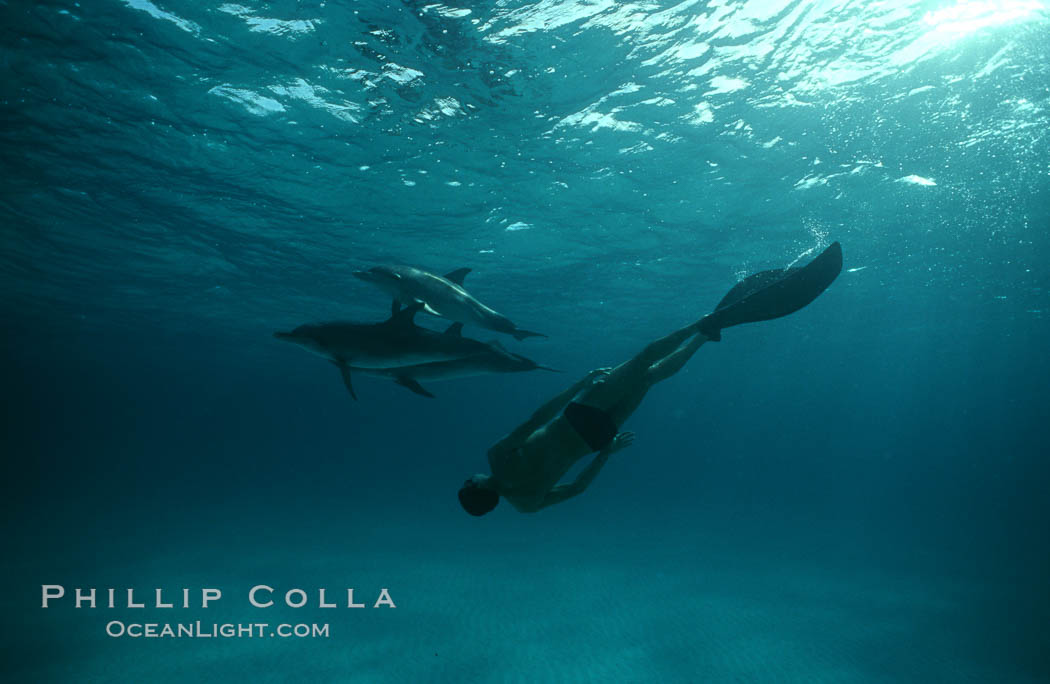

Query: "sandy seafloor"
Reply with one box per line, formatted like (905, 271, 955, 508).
(6, 517, 1046, 683)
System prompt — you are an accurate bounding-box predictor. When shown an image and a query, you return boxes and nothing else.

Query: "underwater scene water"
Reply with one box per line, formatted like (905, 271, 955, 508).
(2, 0, 1049, 681)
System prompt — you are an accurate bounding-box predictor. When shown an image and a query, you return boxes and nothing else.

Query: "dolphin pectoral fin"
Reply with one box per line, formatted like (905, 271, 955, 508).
(336, 363, 358, 400)
(391, 299, 402, 316)
(395, 376, 435, 398)
(443, 268, 471, 285)
(510, 328, 547, 342)
(422, 303, 442, 316)
(444, 322, 464, 337)
(698, 241, 843, 341)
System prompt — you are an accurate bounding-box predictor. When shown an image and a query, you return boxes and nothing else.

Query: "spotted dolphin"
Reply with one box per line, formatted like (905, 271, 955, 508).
(349, 338, 559, 398)
(274, 304, 551, 399)
(353, 265, 545, 341)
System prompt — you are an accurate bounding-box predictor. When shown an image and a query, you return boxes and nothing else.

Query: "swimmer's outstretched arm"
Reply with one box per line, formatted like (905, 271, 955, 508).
(491, 368, 611, 452)
(539, 432, 635, 509)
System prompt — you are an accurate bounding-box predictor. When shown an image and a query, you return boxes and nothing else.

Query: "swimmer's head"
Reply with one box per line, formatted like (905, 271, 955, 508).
(458, 475, 499, 517)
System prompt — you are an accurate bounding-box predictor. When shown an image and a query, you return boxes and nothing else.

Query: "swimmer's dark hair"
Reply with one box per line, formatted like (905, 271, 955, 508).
(458, 479, 499, 516)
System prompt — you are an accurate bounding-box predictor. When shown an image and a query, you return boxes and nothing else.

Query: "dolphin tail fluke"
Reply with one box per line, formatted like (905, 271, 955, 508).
(698, 241, 842, 342)
(335, 362, 358, 400)
(511, 328, 547, 342)
(395, 376, 435, 398)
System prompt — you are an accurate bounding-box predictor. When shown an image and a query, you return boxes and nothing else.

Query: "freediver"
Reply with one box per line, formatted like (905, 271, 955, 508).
(458, 242, 843, 515)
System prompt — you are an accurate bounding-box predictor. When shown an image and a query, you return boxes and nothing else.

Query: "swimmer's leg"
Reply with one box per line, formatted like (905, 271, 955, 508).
(576, 322, 704, 416)
(646, 333, 707, 385)
(600, 334, 707, 424)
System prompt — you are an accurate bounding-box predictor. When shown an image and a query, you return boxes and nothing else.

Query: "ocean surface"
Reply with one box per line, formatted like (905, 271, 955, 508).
(2, 0, 1049, 681)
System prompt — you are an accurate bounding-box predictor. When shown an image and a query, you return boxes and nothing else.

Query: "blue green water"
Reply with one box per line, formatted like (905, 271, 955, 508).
(2, 0, 1049, 681)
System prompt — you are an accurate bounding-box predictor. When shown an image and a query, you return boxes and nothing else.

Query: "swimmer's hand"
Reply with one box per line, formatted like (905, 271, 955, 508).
(604, 431, 635, 455)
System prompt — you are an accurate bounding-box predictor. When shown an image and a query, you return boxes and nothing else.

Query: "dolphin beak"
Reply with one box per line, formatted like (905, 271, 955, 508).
(274, 331, 294, 340)
(352, 270, 372, 282)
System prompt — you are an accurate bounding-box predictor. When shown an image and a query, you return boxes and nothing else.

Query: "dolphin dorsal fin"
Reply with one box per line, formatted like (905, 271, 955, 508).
(388, 301, 424, 326)
(443, 268, 471, 285)
(444, 322, 464, 337)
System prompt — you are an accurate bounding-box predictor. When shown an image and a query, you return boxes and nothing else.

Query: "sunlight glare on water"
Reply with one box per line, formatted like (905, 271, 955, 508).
(1, 0, 1048, 339)
(924, 0, 1045, 36)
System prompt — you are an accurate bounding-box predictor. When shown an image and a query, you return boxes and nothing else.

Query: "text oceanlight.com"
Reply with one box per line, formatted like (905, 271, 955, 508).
(105, 621, 330, 639)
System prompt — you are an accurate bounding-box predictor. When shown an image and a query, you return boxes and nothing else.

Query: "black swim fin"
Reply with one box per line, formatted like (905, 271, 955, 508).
(698, 242, 842, 341)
